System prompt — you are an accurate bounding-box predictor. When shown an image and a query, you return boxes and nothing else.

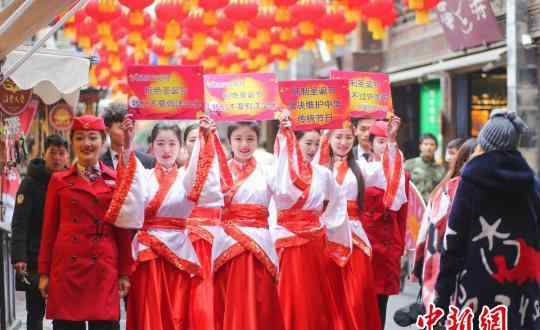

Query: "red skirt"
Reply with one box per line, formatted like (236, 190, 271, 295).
(325, 246, 381, 330)
(277, 237, 336, 330)
(127, 257, 192, 330)
(214, 251, 285, 330)
(189, 239, 214, 330)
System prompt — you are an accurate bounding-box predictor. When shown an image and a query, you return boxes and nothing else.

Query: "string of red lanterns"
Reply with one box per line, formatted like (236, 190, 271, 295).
(61, 0, 440, 94)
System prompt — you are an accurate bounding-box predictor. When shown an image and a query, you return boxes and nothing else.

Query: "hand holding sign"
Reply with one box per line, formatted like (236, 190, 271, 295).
(387, 115, 401, 143)
(120, 114, 135, 153)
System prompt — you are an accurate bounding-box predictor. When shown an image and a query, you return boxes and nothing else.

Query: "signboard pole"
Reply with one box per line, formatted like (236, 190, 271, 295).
(507, 0, 540, 175)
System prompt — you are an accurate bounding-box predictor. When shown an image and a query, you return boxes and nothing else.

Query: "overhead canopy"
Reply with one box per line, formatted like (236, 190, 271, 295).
(3, 47, 90, 107)
(0, 0, 77, 58)
(389, 47, 507, 83)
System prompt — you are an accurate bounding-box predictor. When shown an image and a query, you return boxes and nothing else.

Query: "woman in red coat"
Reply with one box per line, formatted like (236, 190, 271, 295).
(38, 115, 132, 330)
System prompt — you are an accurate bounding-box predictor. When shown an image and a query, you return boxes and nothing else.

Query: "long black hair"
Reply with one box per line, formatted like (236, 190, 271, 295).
(329, 129, 365, 210)
(183, 123, 199, 144)
(149, 122, 182, 145)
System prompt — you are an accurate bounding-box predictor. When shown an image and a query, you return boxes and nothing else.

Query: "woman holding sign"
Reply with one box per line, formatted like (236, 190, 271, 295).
(212, 122, 285, 330)
(183, 123, 229, 330)
(321, 116, 407, 330)
(271, 120, 345, 330)
(104, 116, 223, 330)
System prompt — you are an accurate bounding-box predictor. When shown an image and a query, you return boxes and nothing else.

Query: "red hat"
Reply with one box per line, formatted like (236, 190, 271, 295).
(369, 120, 388, 138)
(72, 115, 106, 132)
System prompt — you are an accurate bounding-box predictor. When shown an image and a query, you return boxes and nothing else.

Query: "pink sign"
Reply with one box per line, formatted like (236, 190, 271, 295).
(127, 65, 204, 120)
(331, 70, 393, 119)
(204, 73, 280, 122)
(279, 79, 350, 131)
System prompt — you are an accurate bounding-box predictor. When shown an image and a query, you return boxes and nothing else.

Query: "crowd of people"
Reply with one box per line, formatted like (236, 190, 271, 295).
(9, 104, 540, 330)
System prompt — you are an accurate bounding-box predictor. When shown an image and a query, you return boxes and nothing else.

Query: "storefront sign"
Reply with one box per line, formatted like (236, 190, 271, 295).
(0, 78, 33, 116)
(436, 0, 502, 51)
(279, 79, 350, 131)
(330, 70, 392, 119)
(420, 81, 442, 158)
(204, 73, 280, 122)
(49, 102, 74, 131)
(127, 65, 204, 120)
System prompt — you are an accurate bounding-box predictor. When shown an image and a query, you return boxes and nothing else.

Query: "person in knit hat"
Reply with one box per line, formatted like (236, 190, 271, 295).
(434, 109, 540, 330)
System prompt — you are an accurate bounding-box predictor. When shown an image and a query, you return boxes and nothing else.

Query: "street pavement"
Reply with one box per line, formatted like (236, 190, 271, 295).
(15, 280, 421, 330)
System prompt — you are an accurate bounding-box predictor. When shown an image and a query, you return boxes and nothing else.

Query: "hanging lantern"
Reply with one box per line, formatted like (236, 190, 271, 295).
(403, 0, 440, 24)
(154, 0, 185, 49)
(344, 0, 367, 21)
(122, 11, 154, 46)
(199, 0, 230, 26)
(76, 17, 98, 50)
(63, 11, 86, 41)
(119, 0, 154, 25)
(152, 38, 174, 64)
(290, 0, 325, 38)
(360, 0, 396, 40)
(224, 0, 259, 35)
(320, 5, 346, 48)
(85, 0, 121, 38)
(274, 0, 297, 22)
(253, 5, 276, 44)
(184, 8, 210, 53)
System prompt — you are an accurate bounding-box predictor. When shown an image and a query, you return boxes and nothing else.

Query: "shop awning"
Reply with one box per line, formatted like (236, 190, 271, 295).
(389, 47, 507, 83)
(0, 0, 77, 58)
(3, 47, 90, 107)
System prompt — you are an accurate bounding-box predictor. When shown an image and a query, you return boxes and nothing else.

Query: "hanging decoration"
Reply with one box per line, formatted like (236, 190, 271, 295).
(59, 0, 433, 94)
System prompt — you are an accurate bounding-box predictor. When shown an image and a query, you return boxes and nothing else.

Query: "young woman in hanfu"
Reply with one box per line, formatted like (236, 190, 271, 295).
(319, 116, 407, 330)
(183, 123, 229, 330)
(103, 116, 223, 330)
(212, 121, 285, 330)
(271, 121, 346, 330)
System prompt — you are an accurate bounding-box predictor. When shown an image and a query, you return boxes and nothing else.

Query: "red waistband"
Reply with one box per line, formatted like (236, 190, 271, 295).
(223, 204, 269, 228)
(188, 207, 222, 226)
(347, 201, 361, 219)
(277, 209, 321, 231)
(143, 217, 187, 230)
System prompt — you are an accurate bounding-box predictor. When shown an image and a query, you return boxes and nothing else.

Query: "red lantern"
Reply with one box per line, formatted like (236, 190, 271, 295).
(85, 0, 121, 38)
(274, 0, 297, 22)
(402, 0, 440, 24)
(118, 0, 154, 25)
(320, 6, 347, 46)
(76, 17, 98, 50)
(360, 0, 396, 40)
(290, 0, 326, 38)
(155, 0, 185, 22)
(253, 6, 275, 43)
(224, 0, 259, 35)
(154, 0, 185, 48)
(184, 8, 210, 53)
(199, 0, 229, 26)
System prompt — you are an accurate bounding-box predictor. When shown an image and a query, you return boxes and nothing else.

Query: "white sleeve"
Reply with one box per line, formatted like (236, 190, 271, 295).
(104, 153, 152, 229)
(184, 131, 224, 208)
(360, 143, 407, 211)
(272, 130, 302, 207)
(322, 168, 352, 266)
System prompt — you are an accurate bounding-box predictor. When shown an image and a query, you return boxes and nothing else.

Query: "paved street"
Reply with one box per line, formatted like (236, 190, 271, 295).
(15, 280, 420, 330)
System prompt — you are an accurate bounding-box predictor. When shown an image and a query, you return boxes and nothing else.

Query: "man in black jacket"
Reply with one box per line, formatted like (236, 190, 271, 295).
(101, 103, 155, 170)
(11, 134, 69, 330)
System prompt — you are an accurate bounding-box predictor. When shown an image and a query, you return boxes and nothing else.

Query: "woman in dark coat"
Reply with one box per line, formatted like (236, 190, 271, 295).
(38, 115, 132, 330)
(435, 109, 540, 330)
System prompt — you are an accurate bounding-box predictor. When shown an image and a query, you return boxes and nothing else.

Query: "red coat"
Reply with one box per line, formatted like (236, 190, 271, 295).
(38, 163, 132, 321)
(360, 176, 410, 296)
